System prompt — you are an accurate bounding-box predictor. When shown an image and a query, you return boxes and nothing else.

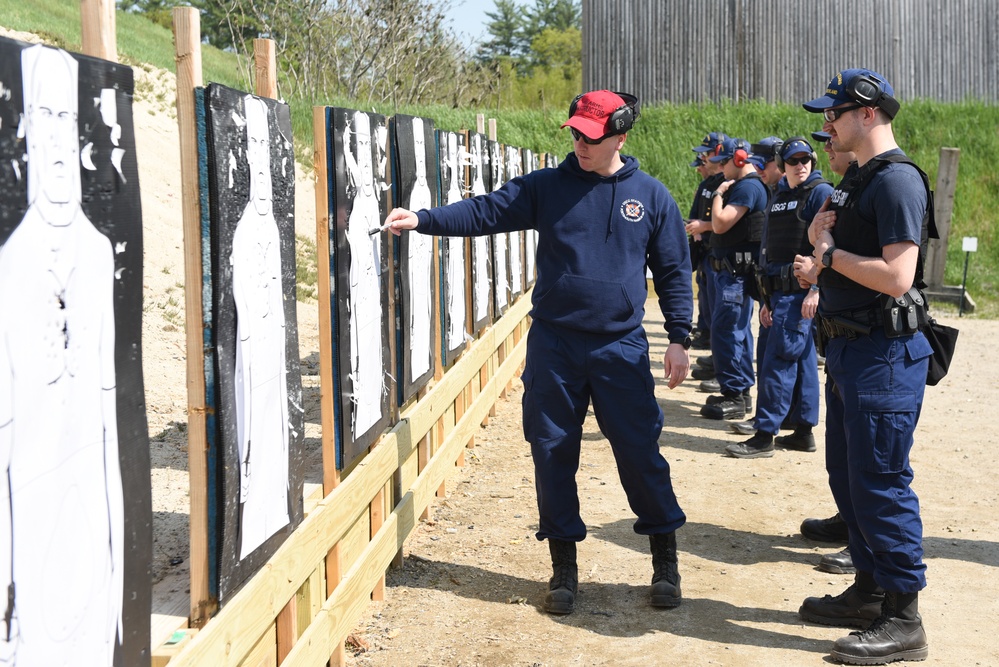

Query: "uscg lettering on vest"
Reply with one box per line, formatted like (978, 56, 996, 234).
(620, 198, 646, 222)
(830, 189, 850, 206)
(770, 201, 799, 213)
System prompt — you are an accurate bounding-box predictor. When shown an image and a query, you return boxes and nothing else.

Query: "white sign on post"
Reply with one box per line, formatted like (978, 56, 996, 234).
(963, 237, 978, 252)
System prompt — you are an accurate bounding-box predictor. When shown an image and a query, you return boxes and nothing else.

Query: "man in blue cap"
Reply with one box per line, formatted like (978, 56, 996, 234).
(750, 136, 784, 191)
(698, 137, 768, 420)
(686, 132, 729, 353)
(725, 137, 831, 459)
(793, 68, 934, 665)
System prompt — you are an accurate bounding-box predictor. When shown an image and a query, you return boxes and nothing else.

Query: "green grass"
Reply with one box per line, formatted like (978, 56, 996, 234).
(4, 1, 996, 316)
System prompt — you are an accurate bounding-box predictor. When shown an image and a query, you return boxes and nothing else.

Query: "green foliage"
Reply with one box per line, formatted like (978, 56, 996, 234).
(3, 0, 995, 316)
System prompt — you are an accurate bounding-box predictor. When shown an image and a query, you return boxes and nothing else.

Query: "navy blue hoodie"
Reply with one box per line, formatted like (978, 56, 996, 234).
(415, 153, 693, 340)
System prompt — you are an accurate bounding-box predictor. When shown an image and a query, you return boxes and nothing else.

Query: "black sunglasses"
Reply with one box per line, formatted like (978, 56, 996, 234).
(822, 103, 863, 123)
(570, 128, 611, 145)
(783, 155, 811, 166)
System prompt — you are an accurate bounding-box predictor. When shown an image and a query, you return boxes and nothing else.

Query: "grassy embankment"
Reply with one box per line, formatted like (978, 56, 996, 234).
(4, 1, 996, 315)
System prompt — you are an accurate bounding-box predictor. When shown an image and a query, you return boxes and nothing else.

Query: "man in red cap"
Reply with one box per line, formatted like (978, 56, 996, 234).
(383, 90, 693, 616)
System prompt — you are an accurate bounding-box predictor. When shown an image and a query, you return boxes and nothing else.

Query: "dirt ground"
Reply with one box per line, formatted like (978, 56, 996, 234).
(337, 305, 997, 667)
(3, 27, 994, 666)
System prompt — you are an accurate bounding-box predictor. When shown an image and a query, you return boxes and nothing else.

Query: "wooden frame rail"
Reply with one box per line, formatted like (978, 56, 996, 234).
(167, 294, 531, 666)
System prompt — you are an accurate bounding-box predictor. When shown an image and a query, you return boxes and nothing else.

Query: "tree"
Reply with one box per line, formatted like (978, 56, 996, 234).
(522, 0, 580, 53)
(476, 0, 528, 64)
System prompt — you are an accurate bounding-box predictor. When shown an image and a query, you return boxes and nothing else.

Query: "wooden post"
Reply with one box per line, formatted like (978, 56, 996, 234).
(80, 0, 117, 62)
(249, 37, 299, 660)
(925, 147, 960, 289)
(313, 105, 347, 667)
(172, 6, 215, 628)
(476, 114, 485, 135)
(253, 39, 278, 99)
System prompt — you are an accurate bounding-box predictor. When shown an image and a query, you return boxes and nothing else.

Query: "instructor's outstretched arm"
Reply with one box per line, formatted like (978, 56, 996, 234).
(384, 208, 419, 235)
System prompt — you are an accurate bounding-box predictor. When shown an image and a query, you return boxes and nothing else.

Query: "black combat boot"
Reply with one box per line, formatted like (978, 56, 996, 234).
(831, 591, 928, 665)
(799, 570, 884, 628)
(725, 432, 775, 458)
(775, 424, 816, 452)
(649, 532, 682, 608)
(544, 539, 578, 615)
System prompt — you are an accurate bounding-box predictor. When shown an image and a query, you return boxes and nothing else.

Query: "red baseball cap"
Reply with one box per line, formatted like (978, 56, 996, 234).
(561, 90, 627, 140)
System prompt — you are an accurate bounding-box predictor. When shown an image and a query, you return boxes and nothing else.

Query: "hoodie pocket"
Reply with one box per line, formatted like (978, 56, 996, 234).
(534, 273, 636, 327)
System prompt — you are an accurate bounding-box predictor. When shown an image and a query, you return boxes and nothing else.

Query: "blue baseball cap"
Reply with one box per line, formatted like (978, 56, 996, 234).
(811, 131, 831, 143)
(747, 155, 766, 170)
(709, 137, 752, 163)
(693, 131, 728, 154)
(803, 68, 898, 118)
(689, 155, 704, 167)
(780, 138, 814, 161)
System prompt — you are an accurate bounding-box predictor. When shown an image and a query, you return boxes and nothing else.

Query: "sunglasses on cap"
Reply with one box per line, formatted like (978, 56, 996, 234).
(783, 155, 811, 166)
(822, 103, 863, 123)
(570, 128, 611, 145)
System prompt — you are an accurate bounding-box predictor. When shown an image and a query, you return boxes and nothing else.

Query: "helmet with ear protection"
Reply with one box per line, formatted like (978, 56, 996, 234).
(775, 136, 817, 171)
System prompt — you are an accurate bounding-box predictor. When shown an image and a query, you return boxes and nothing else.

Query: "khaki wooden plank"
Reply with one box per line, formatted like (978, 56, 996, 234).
(80, 0, 117, 62)
(169, 296, 530, 666)
(312, 105, 345, 666)
(151, 629, 199, 667)
(253, 39, 277, 99)
(239, 623, 277, 667)
(150, 569, 191, 651)
(171, 6, 214, 626)
(283, 333, 527, 665)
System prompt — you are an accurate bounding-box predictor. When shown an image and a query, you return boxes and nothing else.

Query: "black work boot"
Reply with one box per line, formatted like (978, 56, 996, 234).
(819, 547, 856, 574)
(649, 532, 682, 608)
(544, 539, 578, 615)
(799, 571, 884, 628)
(775, 425, 816, 452)
(725, 432, 775, 459)
(831, 591, 928, 665)
(701, 393, 746, 420)
(801, 512, 849, 543)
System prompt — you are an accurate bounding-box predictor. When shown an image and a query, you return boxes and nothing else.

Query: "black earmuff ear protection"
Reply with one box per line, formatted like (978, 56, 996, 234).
(775, 136, 818, 171)
(567, 91, 641, 135)
(846, 73, 900, 119)
(608, 91, 640, 134)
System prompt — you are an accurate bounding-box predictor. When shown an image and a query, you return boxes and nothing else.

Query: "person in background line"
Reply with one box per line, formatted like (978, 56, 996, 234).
(686, 132, 729, 353)
(725, 137, 831, 459)
(699, 137, 768, 421)
(793, 68, 933, 664)
(749, 136, 785, 191)
(383, 90, 693, 617)
(798, 128, 859, 575)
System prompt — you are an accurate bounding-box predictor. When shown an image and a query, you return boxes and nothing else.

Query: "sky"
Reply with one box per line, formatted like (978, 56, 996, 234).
(443, 0, 529, 48)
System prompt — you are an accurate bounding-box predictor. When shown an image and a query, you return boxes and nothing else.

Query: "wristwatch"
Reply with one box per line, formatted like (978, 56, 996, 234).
(822, 246, 836, 269)
(670, 334, 692, 350)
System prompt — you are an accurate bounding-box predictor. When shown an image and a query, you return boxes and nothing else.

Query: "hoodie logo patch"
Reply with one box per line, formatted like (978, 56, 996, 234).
(620, 199, 646, 222)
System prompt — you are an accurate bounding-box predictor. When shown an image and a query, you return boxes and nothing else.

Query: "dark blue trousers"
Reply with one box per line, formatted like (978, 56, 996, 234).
(754, 290, 819, 434)
(709, 269, 755, 394)
(824, 327, 932, 592)
(521, 320, 686, 542)
(696, 255, 715, 337)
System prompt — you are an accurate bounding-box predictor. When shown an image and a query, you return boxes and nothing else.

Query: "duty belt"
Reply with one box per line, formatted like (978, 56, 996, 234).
(818, 307, 881, 340)
(761, 266, 806, 294)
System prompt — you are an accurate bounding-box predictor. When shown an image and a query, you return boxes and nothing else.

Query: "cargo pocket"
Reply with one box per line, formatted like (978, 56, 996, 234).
(856, 391, 917, 473)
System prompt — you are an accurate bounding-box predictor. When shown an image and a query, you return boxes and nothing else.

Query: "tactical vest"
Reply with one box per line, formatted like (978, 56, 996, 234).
(766, 177, 830, 264)
(692, 172, 725, 243)
(710, 173, 766, 251)
(818, 152, 937, 293)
